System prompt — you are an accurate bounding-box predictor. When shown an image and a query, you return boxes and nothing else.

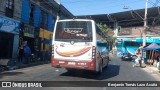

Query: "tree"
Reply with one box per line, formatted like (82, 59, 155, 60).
(97, 23, 116, 42)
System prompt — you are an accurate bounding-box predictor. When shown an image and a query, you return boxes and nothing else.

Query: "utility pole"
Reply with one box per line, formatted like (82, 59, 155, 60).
(143, 0, 148, 46)
(55, 0, 61, 20)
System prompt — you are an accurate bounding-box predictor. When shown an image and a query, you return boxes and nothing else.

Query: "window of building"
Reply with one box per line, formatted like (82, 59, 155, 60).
(40, 10, 44, 28)
(29, 4, 34, 25)
(5, 0, 14, 18)
(40, 10, 48, 29)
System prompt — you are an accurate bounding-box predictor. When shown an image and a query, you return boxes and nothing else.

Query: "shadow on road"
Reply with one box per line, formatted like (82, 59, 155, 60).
(0, 72, 24, 79)
(60, 64, 120, 80)
(97, 64, 120, 80)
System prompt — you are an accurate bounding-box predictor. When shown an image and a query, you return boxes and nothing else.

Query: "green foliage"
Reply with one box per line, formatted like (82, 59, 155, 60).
(97, 23, 115, 42)
(97, 23, 110, 35)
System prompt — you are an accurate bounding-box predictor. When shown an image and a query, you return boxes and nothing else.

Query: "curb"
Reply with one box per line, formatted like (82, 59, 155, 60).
(17, 61, 50, 69)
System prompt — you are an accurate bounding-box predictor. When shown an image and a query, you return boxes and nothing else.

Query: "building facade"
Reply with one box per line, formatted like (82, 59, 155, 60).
(0, 0, 21, 61)
(0, 0, 73, 62)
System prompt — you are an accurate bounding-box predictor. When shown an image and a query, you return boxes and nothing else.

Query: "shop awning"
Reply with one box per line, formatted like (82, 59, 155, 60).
(143, 43, 160, 50)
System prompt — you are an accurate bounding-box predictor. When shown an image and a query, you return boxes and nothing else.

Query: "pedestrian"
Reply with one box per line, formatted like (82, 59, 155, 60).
(24, 45, 31, 64)
(137, 52, 142, 67)
(18, 45, 24, 63)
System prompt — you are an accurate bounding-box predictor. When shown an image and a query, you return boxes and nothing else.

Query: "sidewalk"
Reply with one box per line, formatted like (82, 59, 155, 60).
(0, 60, 50, 72)
(141, 65, 160, 80)
(143, 65, 160, 74)
(18, 61, 50, 68)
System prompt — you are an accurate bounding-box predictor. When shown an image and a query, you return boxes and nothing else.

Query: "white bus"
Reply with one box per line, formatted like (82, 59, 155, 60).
(51, 19, 109, 73)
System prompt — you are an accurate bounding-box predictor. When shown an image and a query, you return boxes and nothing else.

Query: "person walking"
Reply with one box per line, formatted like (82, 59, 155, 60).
(18, 45, 24, 63)
(24, 45, 31, 64)
(137, 52, 142, 67)
(133, 49, 142, 67)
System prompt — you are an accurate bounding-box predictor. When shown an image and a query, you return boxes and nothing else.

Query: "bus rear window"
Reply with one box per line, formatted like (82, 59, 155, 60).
(55, 21, 93, 42)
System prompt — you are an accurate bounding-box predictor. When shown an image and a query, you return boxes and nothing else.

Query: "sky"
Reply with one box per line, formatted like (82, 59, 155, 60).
(60, 0, 160, 16)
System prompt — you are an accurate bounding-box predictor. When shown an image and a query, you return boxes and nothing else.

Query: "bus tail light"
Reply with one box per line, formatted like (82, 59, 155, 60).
(52, 45, 54, 56)
(90, 62, 94, 67)
(52, 60, 55, 64)
(92, 46, 96, 59)
(90, 60, 96, 68)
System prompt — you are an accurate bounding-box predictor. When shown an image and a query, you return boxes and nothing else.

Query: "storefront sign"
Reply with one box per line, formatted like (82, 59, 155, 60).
(0, 15, 20, 34)
(23, 24, 35, 38)
(39, 28, 52, 40)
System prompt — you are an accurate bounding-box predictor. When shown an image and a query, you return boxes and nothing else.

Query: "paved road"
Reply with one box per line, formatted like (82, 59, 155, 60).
(0, 55, 159, 90)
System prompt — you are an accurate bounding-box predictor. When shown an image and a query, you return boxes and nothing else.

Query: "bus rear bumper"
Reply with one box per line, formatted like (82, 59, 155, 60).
(51, 58, 96, 71)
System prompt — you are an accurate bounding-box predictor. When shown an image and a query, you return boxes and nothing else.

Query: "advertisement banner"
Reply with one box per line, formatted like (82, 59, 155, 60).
(23, 24, 35, 38)
(39, 28, 52, 40)
(0, 15, 20, 34)
(43, 29, 49, 39)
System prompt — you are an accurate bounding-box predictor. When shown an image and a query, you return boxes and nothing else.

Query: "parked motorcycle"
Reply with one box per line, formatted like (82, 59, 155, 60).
(30, 53, 40, 62)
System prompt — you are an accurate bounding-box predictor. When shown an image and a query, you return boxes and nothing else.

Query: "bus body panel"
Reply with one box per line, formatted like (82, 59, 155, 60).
(53, 41, 93, 60)
(51, 58, 96, 71)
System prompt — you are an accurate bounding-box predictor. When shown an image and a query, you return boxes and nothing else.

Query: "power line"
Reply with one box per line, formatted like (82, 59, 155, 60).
(152, 0, 160, 7)
(148, 0, 155, 6)
(148, 0, 160, 7)
(154, 0, 160, 6)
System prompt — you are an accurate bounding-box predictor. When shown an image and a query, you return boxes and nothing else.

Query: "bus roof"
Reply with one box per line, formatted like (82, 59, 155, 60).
(56, 19, 94, 22)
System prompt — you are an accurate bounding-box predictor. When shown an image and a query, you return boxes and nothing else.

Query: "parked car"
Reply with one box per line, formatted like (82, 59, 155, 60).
(121, 53, 133, 61)
(131, 55, 137, 60)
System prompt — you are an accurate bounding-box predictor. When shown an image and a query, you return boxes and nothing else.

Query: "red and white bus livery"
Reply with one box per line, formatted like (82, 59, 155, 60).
(51, 19, 109, 73)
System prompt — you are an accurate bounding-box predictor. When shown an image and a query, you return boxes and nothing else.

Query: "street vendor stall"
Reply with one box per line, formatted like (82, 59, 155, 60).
(143, 43, 160, 72)
(144, 43, 160, 50)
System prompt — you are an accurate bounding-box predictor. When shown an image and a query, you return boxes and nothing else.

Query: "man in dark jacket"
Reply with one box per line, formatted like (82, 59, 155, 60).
(24, 45, 31, 64)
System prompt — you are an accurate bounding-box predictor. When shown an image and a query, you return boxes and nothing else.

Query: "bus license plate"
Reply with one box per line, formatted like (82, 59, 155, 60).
(68, 62, 75, 65)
